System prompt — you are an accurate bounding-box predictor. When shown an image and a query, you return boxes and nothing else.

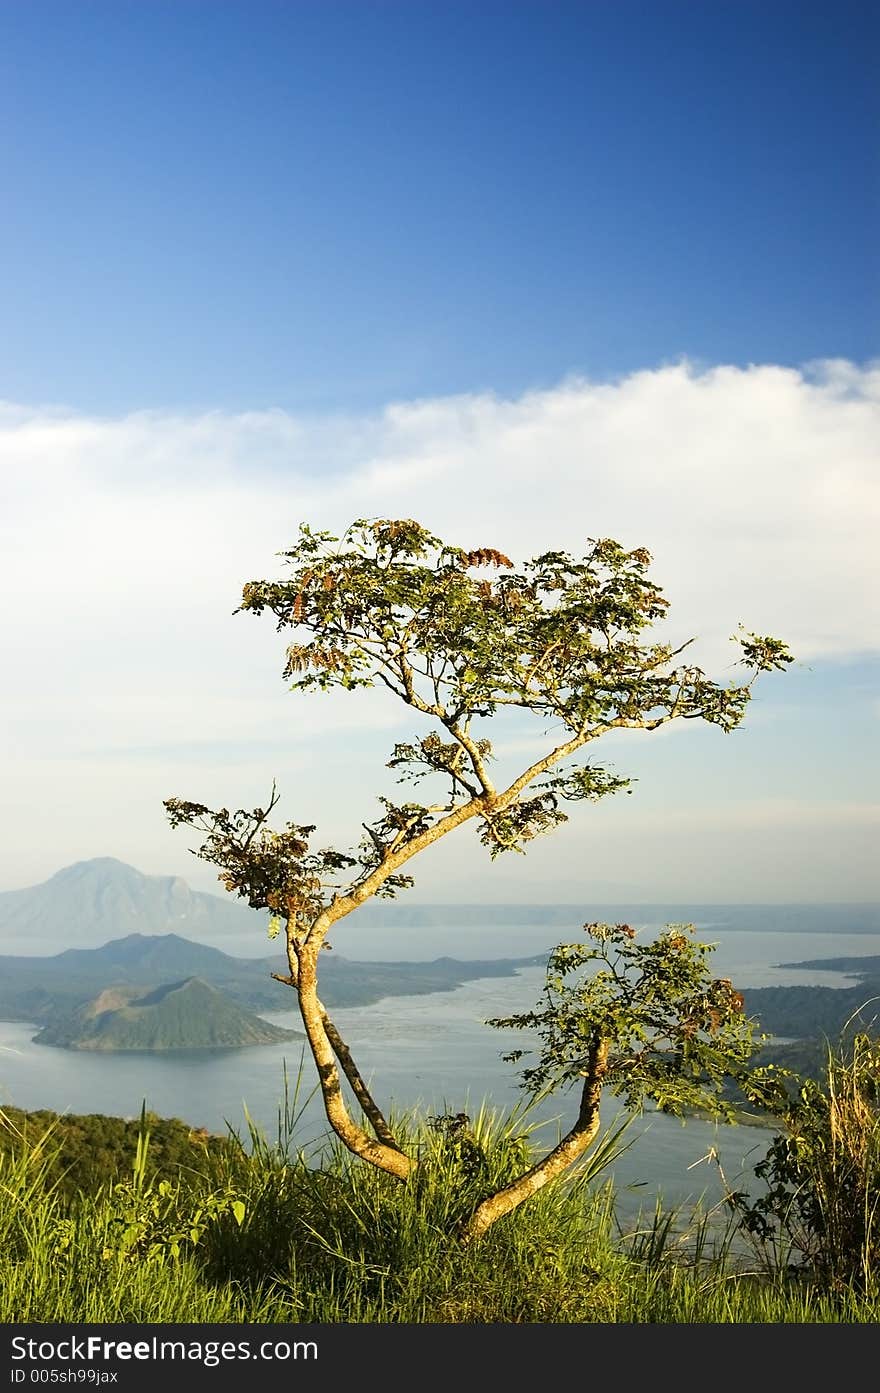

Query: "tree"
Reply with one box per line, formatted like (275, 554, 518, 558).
(165, 517, 792, 1241)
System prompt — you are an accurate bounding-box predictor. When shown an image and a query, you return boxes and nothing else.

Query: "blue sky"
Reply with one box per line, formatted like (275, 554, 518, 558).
(1, 1, 877, 904)
(2, 0, 877, 410)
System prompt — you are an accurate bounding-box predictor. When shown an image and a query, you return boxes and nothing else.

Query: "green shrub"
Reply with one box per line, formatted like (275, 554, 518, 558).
(733, 1030, 880, 1288)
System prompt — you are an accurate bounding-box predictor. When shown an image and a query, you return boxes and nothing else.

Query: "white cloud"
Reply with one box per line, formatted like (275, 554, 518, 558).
(2, 359, 877, 891)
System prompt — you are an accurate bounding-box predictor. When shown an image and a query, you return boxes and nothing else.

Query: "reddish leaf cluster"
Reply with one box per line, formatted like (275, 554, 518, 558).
(464, 547, 514, 569)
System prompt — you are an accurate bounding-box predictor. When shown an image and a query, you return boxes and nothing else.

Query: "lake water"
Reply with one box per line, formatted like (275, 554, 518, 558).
(1, 913, 879, 1230)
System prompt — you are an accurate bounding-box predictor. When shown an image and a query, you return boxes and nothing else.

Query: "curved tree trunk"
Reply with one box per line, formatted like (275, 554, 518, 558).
(459, 1039, 609, 1244)
(272, 967, 403, 1154)
(293, 939, 413, 1180)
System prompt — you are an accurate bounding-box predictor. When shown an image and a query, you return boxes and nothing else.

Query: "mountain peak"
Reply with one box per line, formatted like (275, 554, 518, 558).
(33, 972, 302, 1052)
(0, 858, 262, 955)
(48, 857, 145, 883)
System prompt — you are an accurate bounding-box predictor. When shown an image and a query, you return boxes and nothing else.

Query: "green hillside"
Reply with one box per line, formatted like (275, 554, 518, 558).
(32, 976, 303, 1051)
(742, 980, 880, 1040)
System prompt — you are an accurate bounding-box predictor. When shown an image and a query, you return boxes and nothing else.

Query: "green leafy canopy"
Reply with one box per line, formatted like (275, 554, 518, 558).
(490, 920, 764, 1123)
(166, 517, 793, 919)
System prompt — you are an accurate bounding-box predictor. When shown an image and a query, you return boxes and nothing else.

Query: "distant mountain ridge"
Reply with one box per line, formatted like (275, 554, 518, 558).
(0, 858, 262, 952)
(0, 930, 549, 1028)
(351, 901, 880, 932)
(33, 976, 302, 1052)
(52, 931, 257, 979)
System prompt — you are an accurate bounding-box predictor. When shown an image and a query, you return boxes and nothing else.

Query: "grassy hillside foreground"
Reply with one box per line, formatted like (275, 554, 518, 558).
(1, 1040, 878, 1325)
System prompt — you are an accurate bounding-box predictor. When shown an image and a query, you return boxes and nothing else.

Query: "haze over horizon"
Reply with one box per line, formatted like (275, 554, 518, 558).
(1, 855, 877, 965)
(2, 2, 877, 905)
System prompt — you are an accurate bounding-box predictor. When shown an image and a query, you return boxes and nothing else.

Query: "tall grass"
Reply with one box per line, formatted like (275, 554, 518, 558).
(0, 1046, 877, 1325)
(731, 1027, 880, 1290)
